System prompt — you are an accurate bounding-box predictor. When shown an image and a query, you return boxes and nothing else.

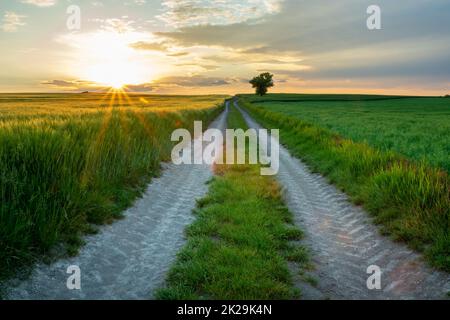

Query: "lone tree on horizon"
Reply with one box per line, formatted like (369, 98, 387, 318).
(249, 72, 274, 96)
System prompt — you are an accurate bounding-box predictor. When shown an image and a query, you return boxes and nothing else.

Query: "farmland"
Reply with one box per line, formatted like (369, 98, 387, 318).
(241, 94, 450, 172)
(238, 94, 450, 270)
(0, 93, 226, 278)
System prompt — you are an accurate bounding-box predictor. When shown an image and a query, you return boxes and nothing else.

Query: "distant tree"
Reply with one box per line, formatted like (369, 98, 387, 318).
(249, 72, 274, 96)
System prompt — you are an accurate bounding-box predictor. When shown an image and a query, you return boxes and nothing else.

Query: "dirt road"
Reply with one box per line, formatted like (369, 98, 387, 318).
(3, 99, 448, 300)
(235, 100, 450, 300)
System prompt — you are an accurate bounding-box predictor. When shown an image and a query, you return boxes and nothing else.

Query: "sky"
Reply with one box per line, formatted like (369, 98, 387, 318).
(0, 0, 449, 95)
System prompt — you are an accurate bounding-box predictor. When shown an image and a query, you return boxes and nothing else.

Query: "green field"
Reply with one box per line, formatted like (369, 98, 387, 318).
(0, 93, 226, 278)
(239, 94, 450, 270)
(242, 94, 450, 172)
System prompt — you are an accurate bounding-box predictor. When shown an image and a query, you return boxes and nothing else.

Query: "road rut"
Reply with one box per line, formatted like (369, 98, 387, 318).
(235, 100, 450, 300)
(3, 105, 229, 300)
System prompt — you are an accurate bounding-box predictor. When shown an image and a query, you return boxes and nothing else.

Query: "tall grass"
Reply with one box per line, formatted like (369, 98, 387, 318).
(238, 96, 450, 271)
(0, 93, 225, 279)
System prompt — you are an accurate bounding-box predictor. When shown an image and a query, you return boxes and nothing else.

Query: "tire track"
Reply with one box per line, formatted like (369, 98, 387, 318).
(235, 100, 450, 300)
(2, 105, 229, 300)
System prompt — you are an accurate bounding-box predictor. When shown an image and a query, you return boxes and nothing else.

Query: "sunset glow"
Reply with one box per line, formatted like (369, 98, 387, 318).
(0, 1, 449, 95)
(61, 31, 160, 89)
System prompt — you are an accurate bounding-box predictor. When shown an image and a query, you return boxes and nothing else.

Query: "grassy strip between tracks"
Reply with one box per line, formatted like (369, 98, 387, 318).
(237, 96, 450, 271)
(157, 103, 310, 299)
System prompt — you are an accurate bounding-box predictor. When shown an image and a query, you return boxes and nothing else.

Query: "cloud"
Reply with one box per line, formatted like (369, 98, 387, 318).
(154, 23, 264, 48)
(41, 76, 237, 92)
(154, 75, 237, 87)
(157, 1, 450, 52)
(157, 0, 283, 28)
(123, 83, 153, 92)
(41, 80, 79, 87)
(104, 17, 136, 33)
(168, 52, 189, 57)
(41, 79, 155, 92)
(129, 41, 167, 51)
(239, 46, 283, 55)
(4, 0, 450, 95)
(21, 0, 57, 7)
(256, 64, 312, 73)
(156, 0, 450, 82)
(199, 64, 219, 70)
(203, 53, 303, 65)
(2, 12, 27, 32)
(41, 79, 103, 91)
(176, 63, 219, 70)
(91, 17, 136, 33)
(129, 42, 190, 58)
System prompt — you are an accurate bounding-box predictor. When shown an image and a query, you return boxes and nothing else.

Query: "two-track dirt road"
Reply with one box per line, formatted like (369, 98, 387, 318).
(3, 99, 449, 300)
(3, 105, 229, 300)
(235, 100, 449, 299)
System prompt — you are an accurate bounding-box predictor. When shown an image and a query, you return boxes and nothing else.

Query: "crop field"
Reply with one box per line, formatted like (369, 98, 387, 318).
(0, 93, 226, 278)
(241, 94, 450, 172)
(239, 94, 450, 270)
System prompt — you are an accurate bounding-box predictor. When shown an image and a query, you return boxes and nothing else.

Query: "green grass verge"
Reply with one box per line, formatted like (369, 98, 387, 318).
(0, 94, 225, 280)
(238, 95, 449, 271)
(156, 103, 310, 299)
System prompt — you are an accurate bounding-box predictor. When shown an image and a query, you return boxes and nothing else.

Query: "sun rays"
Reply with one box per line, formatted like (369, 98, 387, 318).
(86, 86, 158, 164)
(80, 86, 221, 186)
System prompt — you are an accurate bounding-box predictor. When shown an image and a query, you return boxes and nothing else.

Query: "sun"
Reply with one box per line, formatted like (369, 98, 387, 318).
(86, 60, 143, 89)
(69, 31, 158, 89)
(109, 81, 125, 89)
